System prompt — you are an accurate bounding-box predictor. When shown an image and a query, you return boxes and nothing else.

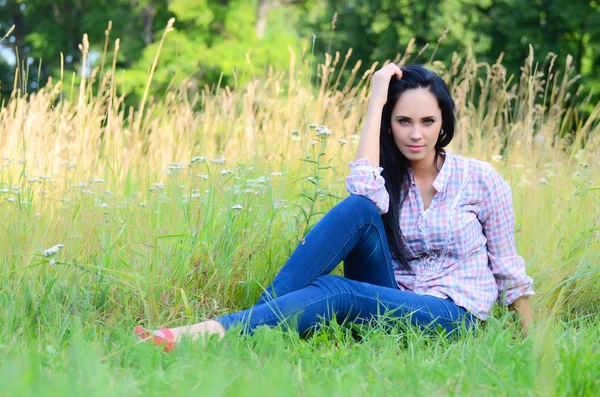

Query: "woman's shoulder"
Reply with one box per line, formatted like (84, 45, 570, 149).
(446, 153, 506, 186)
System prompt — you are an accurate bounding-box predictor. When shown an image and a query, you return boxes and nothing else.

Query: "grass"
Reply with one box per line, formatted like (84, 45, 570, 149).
(0, 26, 599, 395)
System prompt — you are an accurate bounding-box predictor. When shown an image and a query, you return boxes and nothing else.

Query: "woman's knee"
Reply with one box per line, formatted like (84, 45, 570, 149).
(333, 195, 380, 221)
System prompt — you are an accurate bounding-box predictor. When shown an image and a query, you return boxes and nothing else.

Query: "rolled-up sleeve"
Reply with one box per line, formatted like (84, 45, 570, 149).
(345, 158, 389, 214)
(479, 164, 535, 306)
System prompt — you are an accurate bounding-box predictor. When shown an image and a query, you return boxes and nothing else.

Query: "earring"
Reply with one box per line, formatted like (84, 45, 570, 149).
(440, 128, 444, 134)
(387, 128, 391, 134)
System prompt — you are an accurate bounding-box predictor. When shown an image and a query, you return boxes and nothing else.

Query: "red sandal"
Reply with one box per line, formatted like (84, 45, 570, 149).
(134, 326, 176, 352)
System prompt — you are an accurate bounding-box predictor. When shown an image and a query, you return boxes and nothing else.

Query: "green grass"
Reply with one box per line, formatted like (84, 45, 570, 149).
(1, 151, 599, 396)
(1, 44, 600, 395)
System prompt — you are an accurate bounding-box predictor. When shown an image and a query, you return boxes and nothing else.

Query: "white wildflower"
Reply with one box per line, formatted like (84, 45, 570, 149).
(316, 125, 332, 136)
(190, 156, 207, 164)
(59, 198, 71, 203)
(291, 129, 300, 137)
(221, 169, 234, 176)
(539, 178, 548, 185)
(153, 183, 165, 190)
(82, 189, 94, 195)
(35, 213, 42, 217)
(210, 158, 226, 164)
(579, 162, 590, 168)
(100, 203, 109, 208)
(91, 178, 105, 184)
(44, 244, 64, 257)
(6, 197, 15, 203)
(308, 123, 318, 129)
(168, 163, 186, 170)
(491, 154, 503, 162)
(311, 140, 318, 146)
(197, 174, 209, 180)
(0, 189, 8, 193)
(270, 172, 288, 177)
(231, 204, 243, 210)
(338, 139, 347, 145)
(28, 178, 41, 183)
(191, 193, 200, 199)
(49, 258, 57, 266)
(140, 202, 147, 207)
(39, 175, 51, 179)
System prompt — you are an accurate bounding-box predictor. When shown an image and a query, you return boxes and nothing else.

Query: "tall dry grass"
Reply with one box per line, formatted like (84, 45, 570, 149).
(0, 23, 598, 323)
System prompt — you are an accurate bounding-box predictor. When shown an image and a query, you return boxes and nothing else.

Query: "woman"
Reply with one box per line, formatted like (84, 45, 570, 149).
(135, 64, 534, 352)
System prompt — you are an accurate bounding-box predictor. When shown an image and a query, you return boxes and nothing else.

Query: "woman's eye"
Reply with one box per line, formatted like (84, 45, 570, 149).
(424, 119, 434, 125)
(398, 119, 409, 125)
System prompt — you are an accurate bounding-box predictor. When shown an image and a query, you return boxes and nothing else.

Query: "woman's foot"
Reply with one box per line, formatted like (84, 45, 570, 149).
(134, 320, 226, 352)
(134, 326, 176, 352)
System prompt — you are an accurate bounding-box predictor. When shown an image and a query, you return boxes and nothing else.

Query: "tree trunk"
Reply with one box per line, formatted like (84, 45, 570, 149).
(256, 0, 271, 39)
(142, 5, 156, 45)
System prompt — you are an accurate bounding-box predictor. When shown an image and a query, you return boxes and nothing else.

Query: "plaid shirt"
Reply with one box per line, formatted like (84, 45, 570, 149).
(346, 153, 535, 320)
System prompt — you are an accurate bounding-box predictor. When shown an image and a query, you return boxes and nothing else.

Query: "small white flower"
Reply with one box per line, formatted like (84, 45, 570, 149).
(210, 158, 226, 164)
(316, 125, 332, 136)
(39, 175, 51, 179)
(270, 172, 288, 177)
(100, 203, 109, 208)
(338, 139, 347, 145)
(291, 129, 300, 137)
(491, 154, 503, 162)
(190, 156, 207, 164)
(311, 140, 318, 146)
(197, 174, 209, 180)
(0, 189, 8, 193)
(44, 244, 64, 257)
(168, 163, 186, 170)
(308, 123, 318, 129)
(6, 197, 15, 203)
(579, 162, 590, 168)
(28, 178, 41, 183)
(49, 258, 57, 266)
(539, 178, 548, 185)
(221, 169, 234, 176)
(231, 204, 243, 210)
(140, 202, 147, 207)
(35, 213, 42, 217)
(91, 178, 105, 184)
(153, 183, 165, 189)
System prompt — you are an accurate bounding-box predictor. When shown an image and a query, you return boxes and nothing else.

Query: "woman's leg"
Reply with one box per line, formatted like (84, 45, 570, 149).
(256, 194, 398, 305)
(136, 195, 401, 346)
(217, 274, 476, 336)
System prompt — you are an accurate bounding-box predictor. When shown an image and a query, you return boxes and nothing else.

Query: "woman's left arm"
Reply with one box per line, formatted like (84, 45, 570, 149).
(479, 163, 535, 336)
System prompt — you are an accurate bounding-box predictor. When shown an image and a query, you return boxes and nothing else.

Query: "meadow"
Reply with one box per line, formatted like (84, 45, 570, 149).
(0, 32, 599, 395)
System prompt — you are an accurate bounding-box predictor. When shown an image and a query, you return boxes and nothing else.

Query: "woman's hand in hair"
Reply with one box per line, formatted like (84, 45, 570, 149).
(370, 63, 403, 108)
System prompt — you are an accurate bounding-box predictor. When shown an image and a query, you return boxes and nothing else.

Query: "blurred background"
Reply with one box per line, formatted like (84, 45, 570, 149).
(1, 0, 599, 103)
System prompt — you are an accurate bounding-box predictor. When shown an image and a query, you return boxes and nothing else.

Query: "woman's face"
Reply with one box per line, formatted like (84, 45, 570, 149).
(389, 88, 443, 169)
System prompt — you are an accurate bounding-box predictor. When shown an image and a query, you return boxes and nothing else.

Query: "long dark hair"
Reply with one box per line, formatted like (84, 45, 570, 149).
(379, 64, 456, 272)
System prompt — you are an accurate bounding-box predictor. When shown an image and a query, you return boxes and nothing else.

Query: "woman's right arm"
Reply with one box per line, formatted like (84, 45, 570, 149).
(346, 63, 403, 214)
(354, 63, 403, 166)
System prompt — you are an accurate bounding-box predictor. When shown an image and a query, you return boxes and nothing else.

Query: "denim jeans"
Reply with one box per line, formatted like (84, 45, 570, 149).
(216, 195, 476, 336)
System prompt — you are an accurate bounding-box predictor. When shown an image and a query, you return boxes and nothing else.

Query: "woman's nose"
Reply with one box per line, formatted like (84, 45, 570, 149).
(409, 126, 422, 140)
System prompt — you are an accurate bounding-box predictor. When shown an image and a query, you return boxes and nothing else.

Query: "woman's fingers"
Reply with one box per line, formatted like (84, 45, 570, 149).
(370, 63, 403, 106)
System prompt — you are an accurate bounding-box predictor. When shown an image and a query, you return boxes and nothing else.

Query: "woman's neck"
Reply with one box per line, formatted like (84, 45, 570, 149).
(410, 152, 444, 181)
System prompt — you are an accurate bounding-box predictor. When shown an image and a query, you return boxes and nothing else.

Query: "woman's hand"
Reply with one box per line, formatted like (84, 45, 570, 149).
(369, 63, 403, 108)
(509, 296, 533, 338)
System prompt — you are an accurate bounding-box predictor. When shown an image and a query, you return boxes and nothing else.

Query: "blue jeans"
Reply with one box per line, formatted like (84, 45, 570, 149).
(216, 195, 476, 336)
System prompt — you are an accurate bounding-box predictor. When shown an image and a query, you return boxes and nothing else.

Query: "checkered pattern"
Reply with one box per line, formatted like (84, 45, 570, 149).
(346, 153, 535, 320)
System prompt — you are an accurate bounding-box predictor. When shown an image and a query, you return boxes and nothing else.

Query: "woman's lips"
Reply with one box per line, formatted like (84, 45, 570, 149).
(406, 145, 424, 152)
